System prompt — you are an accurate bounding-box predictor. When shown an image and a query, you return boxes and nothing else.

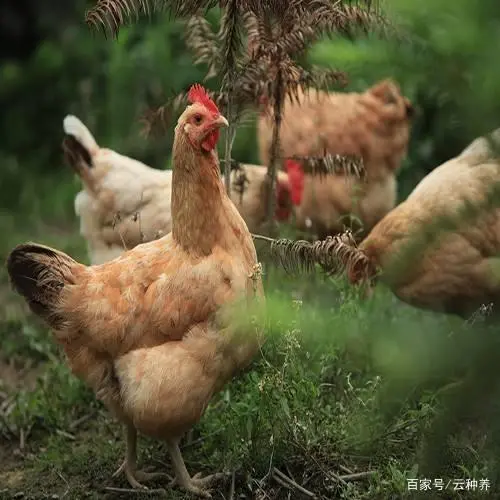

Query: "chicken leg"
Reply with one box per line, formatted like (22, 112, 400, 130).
(113, 424, 170, 490)
(167, 439, 227, 498)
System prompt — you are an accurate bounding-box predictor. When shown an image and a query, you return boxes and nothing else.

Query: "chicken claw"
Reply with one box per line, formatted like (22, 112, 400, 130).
(167, 440, 228, 498)
(113, 424, 170, 490)
(112, 459, 170, 489)
(170, 472, 227, 498)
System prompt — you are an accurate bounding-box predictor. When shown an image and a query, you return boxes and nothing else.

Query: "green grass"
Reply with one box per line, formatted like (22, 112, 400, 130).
(0, 175, 498, 500)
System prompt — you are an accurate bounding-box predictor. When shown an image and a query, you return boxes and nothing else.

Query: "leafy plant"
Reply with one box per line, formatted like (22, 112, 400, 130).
(85, 0, 386, 235)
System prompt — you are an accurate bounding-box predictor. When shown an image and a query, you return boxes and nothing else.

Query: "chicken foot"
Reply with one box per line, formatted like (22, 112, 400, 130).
(167, 440, 227, 498)
(113, 424, 170, 490)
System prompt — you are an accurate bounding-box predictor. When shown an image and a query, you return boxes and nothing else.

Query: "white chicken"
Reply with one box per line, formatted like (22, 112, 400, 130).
(63, 115, 173, 265)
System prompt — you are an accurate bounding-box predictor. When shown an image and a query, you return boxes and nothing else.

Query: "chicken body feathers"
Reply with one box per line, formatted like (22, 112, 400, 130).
(63, 116, 291, 264)
(10, 93, 261, 496)
(7, 232, 261, 435)
(7, 243, 81, 327)
(257, 79, 412, 238)
(73, 151, 173, 259)
(230, 163, 291, 233)
(62, 115, 173, 264)
(359, 132, 500, 317)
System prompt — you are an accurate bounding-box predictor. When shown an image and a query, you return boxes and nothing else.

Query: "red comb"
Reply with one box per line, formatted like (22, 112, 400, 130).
(187, 84, 219, 115)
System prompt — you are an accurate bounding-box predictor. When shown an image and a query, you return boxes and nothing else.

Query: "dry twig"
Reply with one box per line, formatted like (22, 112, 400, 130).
(338, 470, 376, 481)
(272, 467, 316, 498)
(103, 486, 167, 495)
(69, 413, 95, 430)
(55, 429, 76, 441)
(228, 470, 236, 500)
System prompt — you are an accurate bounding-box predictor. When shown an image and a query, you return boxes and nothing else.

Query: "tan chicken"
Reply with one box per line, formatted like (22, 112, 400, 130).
(8, 84, 264, 498)
(229, 162, 292, 233)
(333, 128, 500, 318)
(257, 79, 414, 239)
(63, 117, 292, 264)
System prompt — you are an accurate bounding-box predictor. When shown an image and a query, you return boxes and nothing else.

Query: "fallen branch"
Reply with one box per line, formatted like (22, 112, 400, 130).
(338, 464, 353, 475)
(272, 467, 316, 498)
(338, 470, 376, 482)
(55, 469, 70, 499)
(103, 486, 166, 495)
(19, 428, 25, 450)
(228, 470, 236, 500)
(56, 429, 76, 441)
(69, 412, 95, 431)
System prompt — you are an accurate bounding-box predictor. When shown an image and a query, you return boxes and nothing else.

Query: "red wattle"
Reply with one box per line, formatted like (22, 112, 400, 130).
(201, 130, 220, 152)
(285, 159, 305, 206)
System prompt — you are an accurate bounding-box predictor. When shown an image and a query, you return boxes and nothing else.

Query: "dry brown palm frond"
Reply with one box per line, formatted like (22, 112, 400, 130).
(139, 106, 171, 138)
(242, 10, 272, 57)
(302, 0, 390, 39)
(237, 13, 349, 105)
(85, 0, 222, 36)
(334, 4, 390, 37)
(286, 153, 366, 178)
(298, 65, 348, 90)
(253, 230, 373, 278)
(184, 14, 221, 80)
(275, 28, 315, 56)
(179, 2, 365, 118)
(243, 0, 295, 20)
(232, 56, 269, 102)
(216, 0, 245, 194)
(218, 0, 245, 79)
(170, 0, 219, 17)
(85, 0, 166, 37)
(139, 90, 188, 137)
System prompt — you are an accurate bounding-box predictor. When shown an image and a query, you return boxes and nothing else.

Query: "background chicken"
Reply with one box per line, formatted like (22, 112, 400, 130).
(258, 79, 414, 239)
(332, 128, 500, 318)
(229, 161, 292, 233)
(8, 84, 264, 498)
(62, 115, 173, 265)
(64, 116, 292, 264)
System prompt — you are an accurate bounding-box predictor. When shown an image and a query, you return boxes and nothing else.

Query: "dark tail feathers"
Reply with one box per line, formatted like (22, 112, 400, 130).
(62, 136, 96, 193)
(7, 243, 78, 328)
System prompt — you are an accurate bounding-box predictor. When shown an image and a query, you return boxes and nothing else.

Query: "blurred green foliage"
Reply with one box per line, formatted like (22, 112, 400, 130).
(2, 1, 500, 497)
(2, 0, 500, 205)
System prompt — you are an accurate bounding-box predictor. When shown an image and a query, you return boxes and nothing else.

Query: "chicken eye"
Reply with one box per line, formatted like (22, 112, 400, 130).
(193, 114, 203, 125)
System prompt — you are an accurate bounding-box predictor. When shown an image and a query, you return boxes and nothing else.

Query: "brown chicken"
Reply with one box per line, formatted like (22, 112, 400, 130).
(258, 80, 414, 239)
(63, 117, 292, 263)
(334, 128, 500, 318)
(7, 84, 264, 497)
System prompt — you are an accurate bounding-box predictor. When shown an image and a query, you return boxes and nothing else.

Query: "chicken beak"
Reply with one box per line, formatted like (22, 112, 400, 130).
(213, 114, 229, 129)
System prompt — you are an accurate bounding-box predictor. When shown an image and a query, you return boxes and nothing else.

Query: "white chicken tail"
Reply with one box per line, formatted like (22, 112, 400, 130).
(63, 115, 99, 155)
(62, 115, 100, 193)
